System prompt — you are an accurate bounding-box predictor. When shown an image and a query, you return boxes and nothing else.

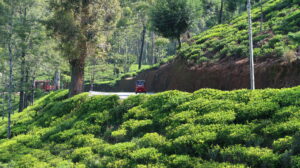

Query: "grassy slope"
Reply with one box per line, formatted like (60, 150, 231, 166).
(180, 0, 300, 64)
(1, 86, 300, 167)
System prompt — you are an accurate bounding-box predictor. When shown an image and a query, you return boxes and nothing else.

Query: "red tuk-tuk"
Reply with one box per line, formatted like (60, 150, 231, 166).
(135, 80, 146, 93)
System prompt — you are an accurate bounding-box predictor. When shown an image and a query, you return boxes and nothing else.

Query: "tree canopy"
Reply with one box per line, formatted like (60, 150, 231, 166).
(150, 0, 192, 48)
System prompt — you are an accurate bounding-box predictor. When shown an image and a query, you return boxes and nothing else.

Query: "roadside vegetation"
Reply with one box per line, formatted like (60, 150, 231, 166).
(180, 0, 300, 64)
(1, 86, 300, 167)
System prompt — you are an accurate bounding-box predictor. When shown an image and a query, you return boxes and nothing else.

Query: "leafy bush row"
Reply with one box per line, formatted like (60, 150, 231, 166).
(1, 86, 300, 167)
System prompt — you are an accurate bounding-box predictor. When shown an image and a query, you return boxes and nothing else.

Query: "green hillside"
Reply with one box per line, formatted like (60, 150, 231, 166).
(180, 0, 300, 64)
(1, 86, 300, 167)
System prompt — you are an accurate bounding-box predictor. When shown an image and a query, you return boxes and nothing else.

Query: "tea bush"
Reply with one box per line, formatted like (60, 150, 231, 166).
(273, 136, 293, 153)
(1, 86, 300, 167)
(219, 145, 280, 167)
(180, 0, 300, 63)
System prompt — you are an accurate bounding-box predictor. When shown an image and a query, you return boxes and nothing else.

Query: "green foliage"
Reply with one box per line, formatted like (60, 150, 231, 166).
(273, 136, 293, 153)
(1, 86, 300, 167)
(180, 0, 300, 63)
(130, 147, 162, 163)
(219, 145, 280, 167)
(150, 0, 192, 47)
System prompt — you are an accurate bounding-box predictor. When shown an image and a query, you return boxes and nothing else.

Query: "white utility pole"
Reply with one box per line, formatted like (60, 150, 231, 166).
(247, 0, 255, 90)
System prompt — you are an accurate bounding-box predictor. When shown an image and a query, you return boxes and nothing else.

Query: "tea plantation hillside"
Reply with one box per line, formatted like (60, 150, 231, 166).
(1, 87, 300, 167)
(180, 0, 300, 63)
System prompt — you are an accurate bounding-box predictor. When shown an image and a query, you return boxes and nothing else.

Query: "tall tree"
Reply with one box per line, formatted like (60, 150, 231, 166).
(46, 0, 120, 97)
(150, 0, 192, 49)
(133, 1, 151, 69)
(219, 0, 224, 24)
(0, 0, 16, 139)
(17, 1, 34, 112)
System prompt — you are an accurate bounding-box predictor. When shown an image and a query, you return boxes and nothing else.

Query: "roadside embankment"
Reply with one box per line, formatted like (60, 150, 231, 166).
(87, 58, 300, 92)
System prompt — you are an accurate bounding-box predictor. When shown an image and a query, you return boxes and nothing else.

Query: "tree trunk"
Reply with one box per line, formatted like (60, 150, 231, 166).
(1, 70, 5, 120)
(68, 1, 88, 97)
(177, 36, 182, 49)
(145, 41, 148, 64)
(24, 68, 29, 108)
(69, 58, 85, 97)
(54, 69, 61, 90)
(219, 0, 224, 24)
(7, 42, 13, 139)
(1, 91, 5, 120)
(90, 60, 95, 91)
(138, 25, 146, 70)
(247, 0, 255, 90)
(31, 76, 35, 105)
(260, 0, 263, 32)
(19, 51, 25, 112)
(151, 32, 156, 65)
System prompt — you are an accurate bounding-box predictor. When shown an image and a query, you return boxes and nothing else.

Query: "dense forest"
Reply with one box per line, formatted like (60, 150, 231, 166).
(0, 0, 300, 167)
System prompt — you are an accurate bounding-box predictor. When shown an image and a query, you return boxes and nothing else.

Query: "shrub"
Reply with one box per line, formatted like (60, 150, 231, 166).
(172, 131, 217, 156)
(69, 134, 103, 147)
(197, 56, 209, 64)
(291, 132, 300, 155)
(121, 119, 153, 136)
(13, 154, 50, 168)
(71, 147, 94, 162)
(177, 98, 239, 116)
(216, 124, 254, 146)
(77, 95, 119, 116)
(291, 155, 300, 168)
(272, 106, 300, 122)
(15, 135, 42, 149)
(273, 87, 300, 106)
(49, 143, 73, 157)
(104, 142, 136, 157)
(192, 89, 225, 100)
(268, 35, 283, 48)
(135, 163, 167, 168)
(272, 136, 293, 153)
(130, 148, 162, 164)
(220, 145, 280, 167)
(197, 161, 247, 168)
(263, 119, 300, 138)
(167, 110, 197, 126)
(49, 129, 82, 143)
(168, 155, 200, 168)
(124, 106, 151, 120)
(84, 110, 110, 125)
(111, 129, 127, 141)
(236, 100, 280, 122)
(196, 110, 236, 125)
(142, 91, 190, 112)
(106, 159, 131, 168)
(136, 133, 167, 149)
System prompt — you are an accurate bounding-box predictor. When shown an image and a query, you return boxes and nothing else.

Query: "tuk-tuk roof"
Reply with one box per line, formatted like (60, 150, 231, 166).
(136, 80, 145, 84)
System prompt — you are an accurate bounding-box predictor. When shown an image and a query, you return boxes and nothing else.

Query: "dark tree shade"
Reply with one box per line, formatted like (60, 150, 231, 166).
(150, 0, 192, 49)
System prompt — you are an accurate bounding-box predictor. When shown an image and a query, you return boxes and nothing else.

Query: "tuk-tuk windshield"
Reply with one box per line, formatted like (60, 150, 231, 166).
(136, 80, 145, 86)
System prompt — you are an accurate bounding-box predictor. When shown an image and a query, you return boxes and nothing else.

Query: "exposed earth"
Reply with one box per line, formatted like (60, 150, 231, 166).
(87, 57, 300, 92)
